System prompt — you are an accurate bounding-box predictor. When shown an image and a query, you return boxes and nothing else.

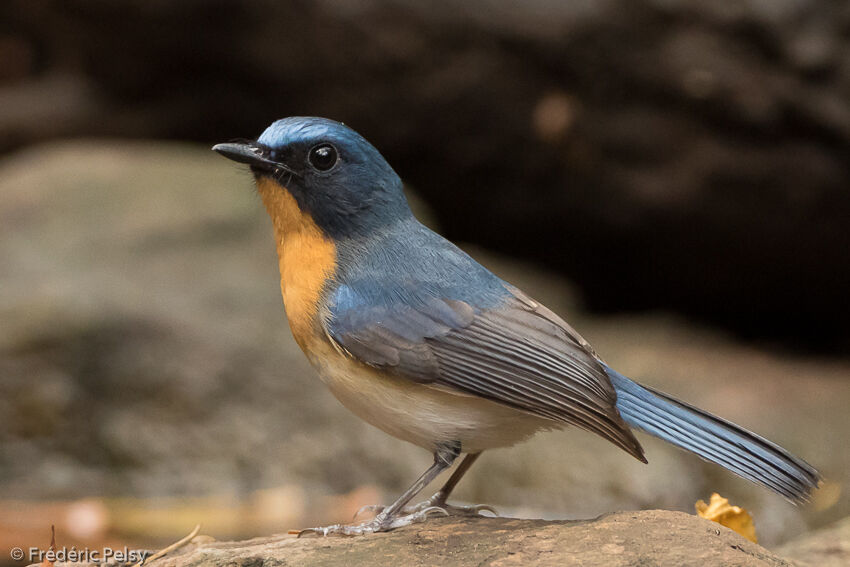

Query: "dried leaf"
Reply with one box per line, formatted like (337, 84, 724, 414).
(695, 493, 757, 543)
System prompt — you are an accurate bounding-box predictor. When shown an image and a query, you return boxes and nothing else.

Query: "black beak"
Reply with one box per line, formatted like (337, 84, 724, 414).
(212, 142, 299, 176)
(212, 142, 273, 167)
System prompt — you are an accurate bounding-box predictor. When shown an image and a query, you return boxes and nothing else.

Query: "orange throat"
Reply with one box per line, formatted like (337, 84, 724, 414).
(255, 177, 336, 349)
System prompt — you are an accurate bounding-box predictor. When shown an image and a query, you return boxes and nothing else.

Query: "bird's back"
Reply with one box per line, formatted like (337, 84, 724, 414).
(330, 218, 511, 313)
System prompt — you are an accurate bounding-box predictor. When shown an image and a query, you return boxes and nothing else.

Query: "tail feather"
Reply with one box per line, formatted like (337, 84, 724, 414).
(608, 368, 820, 503)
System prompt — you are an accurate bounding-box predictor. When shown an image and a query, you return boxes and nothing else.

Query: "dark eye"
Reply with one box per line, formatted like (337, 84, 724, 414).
(308, 144, 338, 171)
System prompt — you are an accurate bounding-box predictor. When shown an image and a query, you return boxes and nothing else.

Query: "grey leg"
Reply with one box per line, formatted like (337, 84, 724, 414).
(299, 443, 460, 537)
(356, 451, 497, 519)
(432, 451, 482, 504)
(415, 451, 496, 515)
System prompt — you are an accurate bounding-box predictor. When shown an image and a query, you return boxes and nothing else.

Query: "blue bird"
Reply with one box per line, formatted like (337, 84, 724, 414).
(213, 117, 820, 536)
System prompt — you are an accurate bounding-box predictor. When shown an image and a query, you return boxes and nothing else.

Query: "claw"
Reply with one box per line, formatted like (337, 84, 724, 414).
(421, 505, 451, 518)
(297, 522, 376, 537)
(470, 503, 498, 516)
(297, 526, 330, 538)
(297, 504, 452, 537)
(405, 494, 499, 518)
(353, 504, 384, 519)
(298, 497, 498, 537)
(382, 505, 448, 530)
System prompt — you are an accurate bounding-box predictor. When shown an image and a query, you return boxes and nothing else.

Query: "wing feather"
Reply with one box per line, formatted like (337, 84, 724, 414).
(329, 289, 645, 461)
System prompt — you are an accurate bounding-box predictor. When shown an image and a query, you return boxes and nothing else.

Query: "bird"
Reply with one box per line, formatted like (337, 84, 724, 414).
(212, 116, 820, 536)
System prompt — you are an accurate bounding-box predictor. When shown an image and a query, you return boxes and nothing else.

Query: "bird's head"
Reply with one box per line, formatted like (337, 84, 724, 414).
(213, 117, 410, 238)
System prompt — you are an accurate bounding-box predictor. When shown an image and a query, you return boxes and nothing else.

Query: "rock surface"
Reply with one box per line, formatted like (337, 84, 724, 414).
(123, 512, 792, 567)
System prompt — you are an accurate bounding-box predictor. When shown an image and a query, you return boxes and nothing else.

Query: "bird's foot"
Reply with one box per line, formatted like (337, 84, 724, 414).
(354, 493, 498, 520)
(298, 506, 449, 537)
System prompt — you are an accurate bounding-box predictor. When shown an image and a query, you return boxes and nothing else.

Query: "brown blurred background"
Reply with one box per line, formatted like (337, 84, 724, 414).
(1, 0, 849, 561)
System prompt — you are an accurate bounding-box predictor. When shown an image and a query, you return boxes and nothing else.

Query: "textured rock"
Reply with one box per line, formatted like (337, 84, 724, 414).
(120, 512, 792, 567)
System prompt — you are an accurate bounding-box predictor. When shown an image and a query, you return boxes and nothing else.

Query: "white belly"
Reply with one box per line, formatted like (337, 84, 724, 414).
(310, 345, 556, 453)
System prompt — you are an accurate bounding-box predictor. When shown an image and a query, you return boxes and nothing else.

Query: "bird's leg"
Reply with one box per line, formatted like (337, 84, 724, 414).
(405, 451, 497, 516)
(356, 451, 497, 519)
(427, 451, 483, 506)
(298, 442, 460, 537)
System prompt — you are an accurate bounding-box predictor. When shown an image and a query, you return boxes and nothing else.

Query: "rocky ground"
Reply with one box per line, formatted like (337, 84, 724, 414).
(1, 141, 848, 554)
(63, 513, 795, 567)
(34, 512, 850, 567)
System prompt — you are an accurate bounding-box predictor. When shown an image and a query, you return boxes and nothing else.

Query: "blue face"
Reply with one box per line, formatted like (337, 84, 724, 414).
(253, 117, 411, 238)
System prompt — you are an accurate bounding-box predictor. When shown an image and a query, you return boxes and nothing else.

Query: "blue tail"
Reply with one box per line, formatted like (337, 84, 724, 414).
(607, 368, 820, 503)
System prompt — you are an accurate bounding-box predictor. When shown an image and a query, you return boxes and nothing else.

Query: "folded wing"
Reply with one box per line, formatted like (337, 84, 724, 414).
(328, 286, 646, 461)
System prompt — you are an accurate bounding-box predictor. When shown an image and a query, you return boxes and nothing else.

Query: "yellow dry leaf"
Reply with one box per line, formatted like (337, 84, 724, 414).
(695, 493, 758, 543)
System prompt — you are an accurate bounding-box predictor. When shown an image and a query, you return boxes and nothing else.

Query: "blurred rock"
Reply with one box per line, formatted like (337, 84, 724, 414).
(778, 515, 850, 567)
(1, 0, 849, 348)
(0, 141, 848, 548)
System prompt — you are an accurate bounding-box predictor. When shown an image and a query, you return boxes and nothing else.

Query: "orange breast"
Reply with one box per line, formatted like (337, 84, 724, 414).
(255, 177, 336, 351)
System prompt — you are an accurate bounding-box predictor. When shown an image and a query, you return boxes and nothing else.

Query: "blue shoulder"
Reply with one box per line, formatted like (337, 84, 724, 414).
(328, 220, 511, 331)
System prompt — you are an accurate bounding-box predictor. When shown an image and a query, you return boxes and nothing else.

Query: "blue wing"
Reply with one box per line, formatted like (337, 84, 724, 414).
(327, 225, 645, 461)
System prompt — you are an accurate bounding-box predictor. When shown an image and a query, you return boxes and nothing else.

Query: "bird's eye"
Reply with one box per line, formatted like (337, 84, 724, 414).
(308, 144, 338, 171)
